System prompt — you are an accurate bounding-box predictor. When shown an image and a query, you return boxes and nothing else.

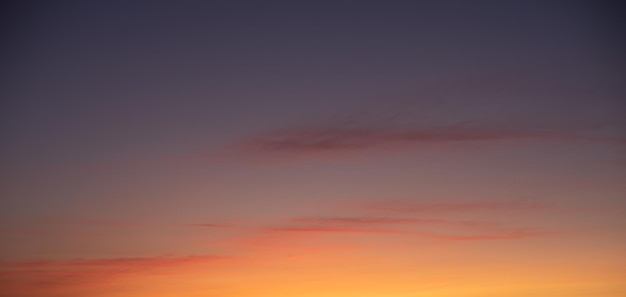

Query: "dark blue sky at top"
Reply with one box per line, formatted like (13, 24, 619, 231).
(2, 0, 624, 169)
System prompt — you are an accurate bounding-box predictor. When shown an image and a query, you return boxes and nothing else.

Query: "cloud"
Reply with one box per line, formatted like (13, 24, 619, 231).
(28, 218, 233, 229)
(290, 216, 495, 228)
(1, 255, 224, 270)
(268, 226, 408, 235)
(246, 198, 556, 247)
(416, 229, 543, 241)
(237, 125, 625, 156)
(291, 217, 431, 224)
(260, 205, 546, 242)
(187, 223, 230, 228)
(358, 201, 549, 214)
(34, 218, 147, 226)
(0, 255, 227, 295)
(263, 224, 542, 242)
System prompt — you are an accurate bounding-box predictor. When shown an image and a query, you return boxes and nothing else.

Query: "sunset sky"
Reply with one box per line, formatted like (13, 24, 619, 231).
(1, 1, 625, 297)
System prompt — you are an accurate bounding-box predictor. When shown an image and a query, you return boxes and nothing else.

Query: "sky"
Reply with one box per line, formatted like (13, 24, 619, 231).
(1, 1, 625, 296)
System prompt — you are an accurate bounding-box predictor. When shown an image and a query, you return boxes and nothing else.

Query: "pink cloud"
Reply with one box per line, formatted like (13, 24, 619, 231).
(290, 216, 496, 228)
(291, 217, 435, 225)
(187, 223, 230, 228)
(417, 229, 543, 241)
(27, 218, 233, 229)
(358, 201, 550, 214)
(255, 209, 546, 244)
(240, 199, 555, 248)
(0, 255, 228, 296)
(268, 226, 408, 235)
(261, 224, 542, 242)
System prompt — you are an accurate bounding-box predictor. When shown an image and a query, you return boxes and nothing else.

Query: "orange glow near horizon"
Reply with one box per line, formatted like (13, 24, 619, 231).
(2, 222, 625, 297)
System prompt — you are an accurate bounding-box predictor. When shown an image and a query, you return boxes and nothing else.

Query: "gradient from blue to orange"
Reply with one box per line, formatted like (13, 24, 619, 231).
(1, 1, 625, 296)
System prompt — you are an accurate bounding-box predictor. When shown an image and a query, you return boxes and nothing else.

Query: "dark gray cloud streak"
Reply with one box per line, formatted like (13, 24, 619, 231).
(241, 125, 625, 155)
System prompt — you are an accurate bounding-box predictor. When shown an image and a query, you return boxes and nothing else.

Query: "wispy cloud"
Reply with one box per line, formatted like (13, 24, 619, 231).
(237, 125, 625, 156)
(268, 226, 408, 235)
(416, 229, 543, 241)
(262, 224, 542, 242)
(290, 216, 496, 228)
(26, 218, 233, 229)
(0, 255, 228, 295)
(0, 255, 225, 271)
(358, 201, 550, 214)
(187, 223, 230, 228)
(257, 200, 549, 243)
